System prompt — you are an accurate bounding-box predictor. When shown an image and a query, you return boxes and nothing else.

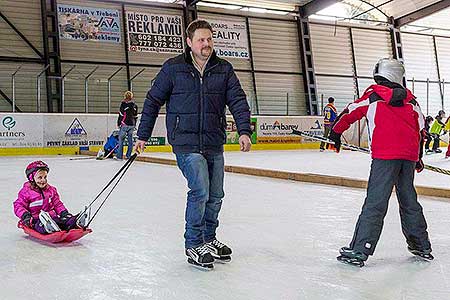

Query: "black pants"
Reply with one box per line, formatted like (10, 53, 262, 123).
(432, 134, 441, 150)
(349, 159, 431, 256)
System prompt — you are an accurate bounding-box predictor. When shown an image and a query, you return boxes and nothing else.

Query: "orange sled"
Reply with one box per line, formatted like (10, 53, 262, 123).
(18, 221, 92, 243)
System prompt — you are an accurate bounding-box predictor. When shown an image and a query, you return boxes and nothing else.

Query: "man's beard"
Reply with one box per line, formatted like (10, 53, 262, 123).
(200, 47, 212, 57)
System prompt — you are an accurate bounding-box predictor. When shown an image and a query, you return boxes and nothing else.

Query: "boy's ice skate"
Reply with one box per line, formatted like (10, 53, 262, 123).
(205, 239, 232, 262)
(408, 246, 434, 261)
(186, 244, 215, 270)
(38, 211, 61, 233)
(336, 247, 368, 267)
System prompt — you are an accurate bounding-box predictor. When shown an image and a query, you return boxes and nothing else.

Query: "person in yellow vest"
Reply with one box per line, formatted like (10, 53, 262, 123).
(428, 110, 446, 154)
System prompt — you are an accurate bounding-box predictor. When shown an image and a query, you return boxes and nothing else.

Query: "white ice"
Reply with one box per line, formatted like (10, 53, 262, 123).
(1, 151, 450, 300)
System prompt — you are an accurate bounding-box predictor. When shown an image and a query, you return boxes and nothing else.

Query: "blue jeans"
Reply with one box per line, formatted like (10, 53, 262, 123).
(176, 152, 225, 249)
(117, 125, 134, 159)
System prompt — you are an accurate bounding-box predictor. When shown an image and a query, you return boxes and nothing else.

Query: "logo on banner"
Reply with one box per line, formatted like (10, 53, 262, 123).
(310, 120, 321, 130)
(260, 121, 299, 132)
(65, 118, 87, 136)
(2, 116, 16, 130)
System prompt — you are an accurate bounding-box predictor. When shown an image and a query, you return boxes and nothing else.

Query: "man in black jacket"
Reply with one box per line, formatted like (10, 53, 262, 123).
(117, 91, 138, 159)
(135, 20, 252, 269)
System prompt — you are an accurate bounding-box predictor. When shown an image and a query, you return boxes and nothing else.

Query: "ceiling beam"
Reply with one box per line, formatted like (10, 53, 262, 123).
(186, 0, 202, 7)
(395, 0, 450, 27)
(300, 0, 342, 18)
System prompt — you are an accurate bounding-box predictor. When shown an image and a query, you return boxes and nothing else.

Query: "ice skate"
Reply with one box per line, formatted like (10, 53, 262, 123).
(408, 246, 434, 261)
(38, 211, 61, 233)
(75, 208, 89, 229)
(337, 247, 367, 267)
(205, 239, 232, 263)
(186, 244, 215, 270)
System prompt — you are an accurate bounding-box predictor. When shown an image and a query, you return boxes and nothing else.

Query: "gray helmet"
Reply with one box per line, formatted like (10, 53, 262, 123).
(373, 58, 405, 86)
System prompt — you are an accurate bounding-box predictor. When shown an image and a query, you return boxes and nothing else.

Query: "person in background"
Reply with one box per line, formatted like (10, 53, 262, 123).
(116, 91, 138, 160)
(320, 97, 337, 151)
(424, 116, 434, 153)
(428, 110, 446, 154)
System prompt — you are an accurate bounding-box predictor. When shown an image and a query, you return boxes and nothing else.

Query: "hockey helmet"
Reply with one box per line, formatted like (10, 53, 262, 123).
(373, 58, 405, 86)
(25, 160, 49, 182)
(124, 91, 134, 100)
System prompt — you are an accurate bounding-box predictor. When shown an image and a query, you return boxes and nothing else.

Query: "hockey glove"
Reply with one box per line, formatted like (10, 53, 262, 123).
(21, 212, 33, 228)
(59, 210, 73, 223)
(328, 130, 342, 153)
(415, 159, 424, 173)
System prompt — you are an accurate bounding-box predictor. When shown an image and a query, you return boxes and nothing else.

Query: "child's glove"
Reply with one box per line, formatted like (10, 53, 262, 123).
(21, 212, 33, 228)
(415, 159, 425, 173)
(328, 130, 342, 153)
(59, 210, 73, 223)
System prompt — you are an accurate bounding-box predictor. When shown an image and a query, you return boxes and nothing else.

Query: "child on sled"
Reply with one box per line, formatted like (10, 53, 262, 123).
(13, 160, 87, 234)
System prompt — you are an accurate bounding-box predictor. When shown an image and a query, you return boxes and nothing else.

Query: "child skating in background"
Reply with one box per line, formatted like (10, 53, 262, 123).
(424, 116, 434, 152)
(428, 110, 446, 154)
(13, 161, 86, 234)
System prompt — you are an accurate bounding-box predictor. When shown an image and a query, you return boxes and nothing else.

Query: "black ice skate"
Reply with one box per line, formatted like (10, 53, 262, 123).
(408, 246, 434, 261)
(186, 244, 215, 270)
(337, 247, 368, 267)
(205, 239, 232, 263)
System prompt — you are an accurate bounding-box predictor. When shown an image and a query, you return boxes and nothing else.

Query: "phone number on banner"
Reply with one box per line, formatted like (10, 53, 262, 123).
(129, 33, 183, 50)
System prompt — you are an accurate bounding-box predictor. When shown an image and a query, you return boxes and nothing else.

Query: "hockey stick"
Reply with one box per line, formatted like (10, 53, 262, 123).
(70, 156, 97, 161)
(291, 129, 450, 176)
(292, 129, 369, 153)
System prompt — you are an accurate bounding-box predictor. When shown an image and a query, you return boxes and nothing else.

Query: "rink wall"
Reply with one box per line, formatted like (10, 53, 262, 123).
(0, 113, 367, 155)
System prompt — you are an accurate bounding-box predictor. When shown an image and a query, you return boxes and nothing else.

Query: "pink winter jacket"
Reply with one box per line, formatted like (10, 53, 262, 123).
(13, 182, 67, 220)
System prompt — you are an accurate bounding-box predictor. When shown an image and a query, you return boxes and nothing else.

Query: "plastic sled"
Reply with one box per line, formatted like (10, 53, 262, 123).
(18, 221, 92, 243)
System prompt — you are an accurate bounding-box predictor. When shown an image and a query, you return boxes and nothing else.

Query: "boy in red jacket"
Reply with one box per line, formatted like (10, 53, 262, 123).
(328, 58, 432, 267)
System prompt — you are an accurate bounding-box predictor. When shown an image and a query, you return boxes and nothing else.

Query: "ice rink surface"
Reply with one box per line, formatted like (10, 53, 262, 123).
(1, 150, 450, 300)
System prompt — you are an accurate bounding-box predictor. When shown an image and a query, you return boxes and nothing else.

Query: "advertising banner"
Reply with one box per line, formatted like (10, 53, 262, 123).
(208, 18, 249, 59)
(58, 4, 121, 43)
(127, 11, 183, 53)
(256, 116, 324, 144)
(44, 115, 108, 147)
(0, 114, 43, 148)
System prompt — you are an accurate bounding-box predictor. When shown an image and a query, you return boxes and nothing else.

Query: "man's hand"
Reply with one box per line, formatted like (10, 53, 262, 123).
(134, 139, 146, 154)
(239, 134, 251, 152)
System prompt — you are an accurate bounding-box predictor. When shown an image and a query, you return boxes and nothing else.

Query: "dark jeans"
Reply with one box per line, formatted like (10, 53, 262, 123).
(349, 159, 431, 256)
(176, 152, 225, 249)
(320, 126, 331, 150)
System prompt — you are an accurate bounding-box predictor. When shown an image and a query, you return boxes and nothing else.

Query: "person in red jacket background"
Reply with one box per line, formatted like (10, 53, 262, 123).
(328, 58, 432, 267)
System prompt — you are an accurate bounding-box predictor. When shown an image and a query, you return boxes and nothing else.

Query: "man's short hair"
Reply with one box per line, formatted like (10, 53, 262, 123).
(186, 19, 213, 40)
(328, 97, 335, 103)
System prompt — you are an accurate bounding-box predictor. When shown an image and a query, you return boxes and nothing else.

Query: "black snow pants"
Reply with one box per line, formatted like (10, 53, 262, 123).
(349, 159, 431, 256)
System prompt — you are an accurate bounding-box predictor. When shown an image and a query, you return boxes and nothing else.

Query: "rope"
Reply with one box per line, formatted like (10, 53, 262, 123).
(76, 153, 138, 226)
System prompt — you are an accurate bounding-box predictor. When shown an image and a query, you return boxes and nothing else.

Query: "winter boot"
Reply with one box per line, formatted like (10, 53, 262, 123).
(205, 239, 232, 262)
(337, 247, 368, 267)
(186, 244, 215, 269)
(38, 211, 61, 233)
